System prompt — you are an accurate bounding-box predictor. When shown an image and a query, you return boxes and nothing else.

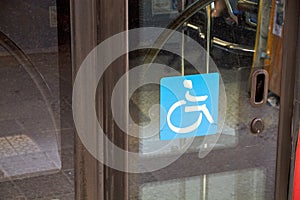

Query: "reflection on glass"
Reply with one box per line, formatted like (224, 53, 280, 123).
(141, 168, 267, 200)
(128, 1, 279, 199)
(129, 0, 279, 157)
(0, 0, 61, 180)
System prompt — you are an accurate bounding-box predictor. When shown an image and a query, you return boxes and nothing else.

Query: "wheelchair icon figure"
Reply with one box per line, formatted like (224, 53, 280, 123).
(167, 80, 214, 134)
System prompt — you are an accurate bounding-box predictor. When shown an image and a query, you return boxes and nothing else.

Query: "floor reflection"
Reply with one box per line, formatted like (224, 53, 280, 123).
(0, 53, 74, 199)
(141, 168, 267, 200)
(0, 53, 61, 180)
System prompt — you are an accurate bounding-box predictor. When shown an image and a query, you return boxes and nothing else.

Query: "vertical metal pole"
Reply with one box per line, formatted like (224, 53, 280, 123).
(206, 5, 211, 74)
(181, 0, 185, 76)
(181, 29, 185, 76)
(202, 5, 212, 200)
(180, 0, 186, 151)
(203, 174, 207, 200)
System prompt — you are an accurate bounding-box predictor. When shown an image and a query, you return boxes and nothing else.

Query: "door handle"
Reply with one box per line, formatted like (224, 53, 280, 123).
(250, 69, 269, 107)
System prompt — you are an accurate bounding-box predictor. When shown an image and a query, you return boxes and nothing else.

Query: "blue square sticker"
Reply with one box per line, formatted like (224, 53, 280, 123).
(160, 73, 219, 140)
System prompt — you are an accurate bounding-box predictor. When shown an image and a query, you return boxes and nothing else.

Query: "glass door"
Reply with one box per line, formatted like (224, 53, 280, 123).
(127, 0, 277, 199)
(71, 0, 298, 199)
(0, 0, 74, 199)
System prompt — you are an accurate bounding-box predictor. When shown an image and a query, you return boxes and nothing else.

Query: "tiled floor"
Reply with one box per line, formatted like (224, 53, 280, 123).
(0, 53, 74, 199)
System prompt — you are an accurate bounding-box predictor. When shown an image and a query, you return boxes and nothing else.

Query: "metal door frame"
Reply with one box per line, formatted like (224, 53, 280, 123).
(70, 0, 128, 199)
(275, 0, 300, 199)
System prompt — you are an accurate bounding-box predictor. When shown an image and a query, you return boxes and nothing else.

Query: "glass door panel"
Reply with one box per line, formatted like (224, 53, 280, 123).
(140, 168, 266, 200)
(0, 3, 61, 179)
(0, 1, 74, 199)
(127, 0, 279, 199)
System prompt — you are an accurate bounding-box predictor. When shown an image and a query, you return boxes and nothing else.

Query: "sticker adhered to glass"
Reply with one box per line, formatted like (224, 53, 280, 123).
(160, 73, 219, 140)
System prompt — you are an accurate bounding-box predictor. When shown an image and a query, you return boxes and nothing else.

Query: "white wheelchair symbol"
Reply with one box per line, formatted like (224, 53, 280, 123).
(167, 80, 214, 134)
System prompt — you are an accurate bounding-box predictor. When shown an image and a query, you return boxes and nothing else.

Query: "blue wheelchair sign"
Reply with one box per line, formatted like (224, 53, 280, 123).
(160, 73, 219, 140)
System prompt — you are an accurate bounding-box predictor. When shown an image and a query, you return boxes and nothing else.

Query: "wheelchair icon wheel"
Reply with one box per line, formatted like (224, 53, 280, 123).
(167, 100, 203, 134)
